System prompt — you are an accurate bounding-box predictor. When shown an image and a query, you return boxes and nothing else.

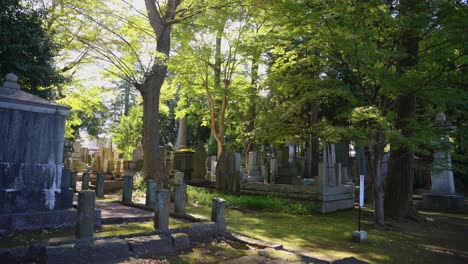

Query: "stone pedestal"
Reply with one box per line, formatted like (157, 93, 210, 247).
(421, 193, 464, 210)
(352, 230, 367, 243)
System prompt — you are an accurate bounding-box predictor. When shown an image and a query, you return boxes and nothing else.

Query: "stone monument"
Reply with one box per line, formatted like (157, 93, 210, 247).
(0, 73, 75, 231)
(421, 112, 464, 210)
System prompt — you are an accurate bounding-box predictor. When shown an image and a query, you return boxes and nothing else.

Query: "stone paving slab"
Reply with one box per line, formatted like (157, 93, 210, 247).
(73, 194, 153, 224)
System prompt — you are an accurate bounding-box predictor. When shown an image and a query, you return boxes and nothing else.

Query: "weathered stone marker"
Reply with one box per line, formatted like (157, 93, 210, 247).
(145, 180, 157, 208)
(95, 173, 105, 198)
(211, 198, 226, 233)
(248, 151, 260, 177)
(175, 184, 187, 215)
(154, 189, 170, 233)
(269, 159, 278, 184)
(76, 190, 95, 241)
(82, 172, 90, 190)
(122, 175, 133, 205)
(70, 171, 78, 192)
(174, 171, 184, 185)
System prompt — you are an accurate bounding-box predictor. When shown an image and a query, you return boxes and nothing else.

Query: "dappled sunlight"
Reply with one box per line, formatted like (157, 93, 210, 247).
(186, 204, 468, 264)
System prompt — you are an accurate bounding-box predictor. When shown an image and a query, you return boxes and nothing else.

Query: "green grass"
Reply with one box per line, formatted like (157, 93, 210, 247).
(187, 186, 318, 214)
(186, 205, 468, 264)
(158, 239, 250, 263)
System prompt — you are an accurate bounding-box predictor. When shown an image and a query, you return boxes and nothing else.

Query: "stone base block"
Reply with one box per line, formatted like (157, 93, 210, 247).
(126, 235, 173, 258)
(172, 233, 191, 252)
(421, 193, 465, 211)
(0, 209, 102, 231)
(46, 238, 130, 264)
(0, 189, 74, 213)
(352, 230, 367, 243)
(320, 198, 355, 213)
(243, 176, 264, 183)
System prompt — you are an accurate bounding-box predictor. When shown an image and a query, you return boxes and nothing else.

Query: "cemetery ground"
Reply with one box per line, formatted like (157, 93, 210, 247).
(1, 188, 467, 264)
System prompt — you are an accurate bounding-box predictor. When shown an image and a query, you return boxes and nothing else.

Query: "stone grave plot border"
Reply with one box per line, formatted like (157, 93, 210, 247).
(0, 198, 227, 263)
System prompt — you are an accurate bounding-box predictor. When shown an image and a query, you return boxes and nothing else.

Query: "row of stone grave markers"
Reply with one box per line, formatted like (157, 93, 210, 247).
(74, 187, 226, 242)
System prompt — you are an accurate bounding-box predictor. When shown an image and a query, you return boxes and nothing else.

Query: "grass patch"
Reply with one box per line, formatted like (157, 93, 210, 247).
(186, 205, 468, 264)
(187, 186, 318, 214)
(156, 238, 250, 263)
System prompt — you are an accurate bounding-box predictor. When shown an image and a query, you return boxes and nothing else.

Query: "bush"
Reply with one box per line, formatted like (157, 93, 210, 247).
(187, 186, 318, 215)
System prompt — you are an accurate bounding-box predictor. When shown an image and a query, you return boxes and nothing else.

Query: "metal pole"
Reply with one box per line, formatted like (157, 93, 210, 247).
(358, 205, 361, 231)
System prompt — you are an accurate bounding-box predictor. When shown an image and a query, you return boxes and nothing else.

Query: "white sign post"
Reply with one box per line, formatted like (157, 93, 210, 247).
(359, 175, 364, 207)
(352, 176, 368, 243)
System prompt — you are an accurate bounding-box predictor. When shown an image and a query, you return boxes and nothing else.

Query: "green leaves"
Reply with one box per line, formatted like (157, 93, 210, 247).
(111, 105, 143, 160)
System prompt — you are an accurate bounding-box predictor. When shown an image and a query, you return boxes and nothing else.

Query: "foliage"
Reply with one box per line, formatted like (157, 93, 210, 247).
(131, 173, 147, 199)
(111, 105, 143, 160)
(56, 84, 106, 139)
(0, 0, 63, 98)
(187, 186, 318, 215)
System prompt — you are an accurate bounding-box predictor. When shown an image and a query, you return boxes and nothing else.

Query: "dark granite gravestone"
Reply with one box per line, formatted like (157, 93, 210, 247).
(0, 73, 75, 231)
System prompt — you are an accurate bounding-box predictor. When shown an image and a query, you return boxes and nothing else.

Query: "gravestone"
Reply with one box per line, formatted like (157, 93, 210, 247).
(174, 148, 195, 181)
(82, 172, 90, 190)
(122, 175, 133, 205)
(277, 144, 300, 184)
(210, 160, 217, 181)
(216, 153, 241, 193)
(421, 113, 464, 210)
(269, 159, 278, 184)
(174, 183, 187, 215)
(70, 171, 78, 192)
(174, 171, 184, 185)
(0, 73, 75, 231)
(145, 180, 157, 209)
(248, 151, 260, 177)
(192, 145, 207, 181)
(95, 173, 105, 198)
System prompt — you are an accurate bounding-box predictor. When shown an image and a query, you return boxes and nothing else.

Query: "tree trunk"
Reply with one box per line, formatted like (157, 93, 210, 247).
(242, 53, 260, 163)
(141, 0, 179, 185)
(384, 0, 420, 220)
(366, 131, 386, 226)
(124, 83, 130, 116)
(308, 101, 319, 177)
(140, 71, 166, 183)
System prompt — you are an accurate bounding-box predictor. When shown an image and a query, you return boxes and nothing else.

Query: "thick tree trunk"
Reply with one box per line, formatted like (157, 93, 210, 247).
(140, 70, 166, 183)
(366, 131, 386, 226)
(141, 0, 179, 185)
(384, 0, 420, 220)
